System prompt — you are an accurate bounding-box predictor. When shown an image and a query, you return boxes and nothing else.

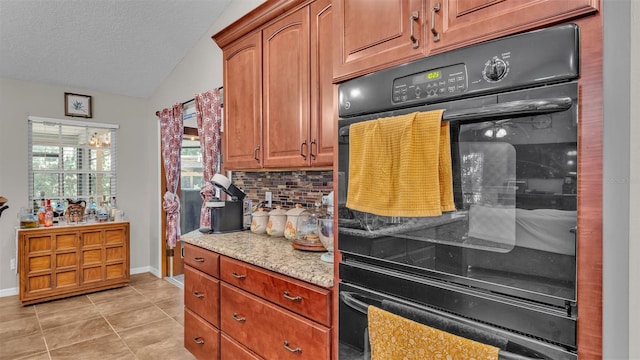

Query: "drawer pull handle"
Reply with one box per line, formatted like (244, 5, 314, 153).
(283, 341, 302, 353)
(193, 257, 205, 263)
(192, 291, 204, 299)
(283, 291, 302, 302)
(193, 337, 205, 345)
(232, 313, 246, 322)
(231, 272, 246, 279)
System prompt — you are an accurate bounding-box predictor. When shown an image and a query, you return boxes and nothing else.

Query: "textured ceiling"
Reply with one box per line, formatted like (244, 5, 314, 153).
(0, 0, 232, 98)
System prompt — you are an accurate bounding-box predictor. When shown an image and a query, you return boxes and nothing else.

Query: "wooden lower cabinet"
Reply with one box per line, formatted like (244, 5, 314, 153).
(183, 243, 332, 360)
(18, 222, 129, 305)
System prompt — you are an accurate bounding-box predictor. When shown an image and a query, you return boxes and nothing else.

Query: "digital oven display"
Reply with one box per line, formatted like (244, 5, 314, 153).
(412, 70, 441, 84)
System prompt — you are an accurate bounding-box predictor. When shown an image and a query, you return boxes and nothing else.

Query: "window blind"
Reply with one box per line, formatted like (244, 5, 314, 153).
(27, 116, 119, 209)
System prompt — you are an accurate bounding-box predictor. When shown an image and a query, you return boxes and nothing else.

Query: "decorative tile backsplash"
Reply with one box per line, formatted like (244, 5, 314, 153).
(232, 170, 333, 209)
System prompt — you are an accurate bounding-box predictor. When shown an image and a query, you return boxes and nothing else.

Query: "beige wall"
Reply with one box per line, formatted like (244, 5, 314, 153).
(147, 0, 265, 275)
(0, 0, 265, 294)
(0, 78, 150, 293)
(630, 1, 639, 358)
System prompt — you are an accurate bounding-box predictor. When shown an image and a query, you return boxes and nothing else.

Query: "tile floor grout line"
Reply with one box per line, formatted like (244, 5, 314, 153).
(33, 301, 53, 360)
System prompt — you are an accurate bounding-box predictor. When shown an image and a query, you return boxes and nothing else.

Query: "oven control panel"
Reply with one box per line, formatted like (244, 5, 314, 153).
(392, 64, 467, 104)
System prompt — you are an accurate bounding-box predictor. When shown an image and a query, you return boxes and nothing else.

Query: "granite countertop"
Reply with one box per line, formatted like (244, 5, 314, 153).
(181, 229, 334, 288)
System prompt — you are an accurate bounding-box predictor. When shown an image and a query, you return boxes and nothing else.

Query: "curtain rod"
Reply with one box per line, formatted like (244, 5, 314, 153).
(155, 98, 193, 117)
(154, 86, 223, 117)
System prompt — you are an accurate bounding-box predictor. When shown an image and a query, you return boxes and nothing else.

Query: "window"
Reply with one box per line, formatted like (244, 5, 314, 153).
(28, 116, 118, 209)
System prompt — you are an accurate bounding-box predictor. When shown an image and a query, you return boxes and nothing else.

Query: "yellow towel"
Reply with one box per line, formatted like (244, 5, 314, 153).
(346, 111, 455, 217)
(368, 306, 499, 360)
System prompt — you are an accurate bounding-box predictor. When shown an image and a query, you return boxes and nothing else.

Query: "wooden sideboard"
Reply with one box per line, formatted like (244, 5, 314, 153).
(18, 222, 130, 305)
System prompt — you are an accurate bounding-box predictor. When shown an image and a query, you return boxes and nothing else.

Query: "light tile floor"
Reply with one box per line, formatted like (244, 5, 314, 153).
(0, 273, 195, 360)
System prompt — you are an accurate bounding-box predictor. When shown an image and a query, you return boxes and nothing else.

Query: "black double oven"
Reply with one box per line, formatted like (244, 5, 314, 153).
(337, 24, 580, 360)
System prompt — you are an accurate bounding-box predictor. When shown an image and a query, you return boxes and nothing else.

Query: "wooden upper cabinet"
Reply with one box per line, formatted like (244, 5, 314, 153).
(310, 0, 334, 167)
(333, 0, 426, 82)
(332, 0, 599, 82)
(262, 7, 311, 168)
(216, 0, 334, 170)
(428, 0, 599, 54)
(223, 31, 263, 170)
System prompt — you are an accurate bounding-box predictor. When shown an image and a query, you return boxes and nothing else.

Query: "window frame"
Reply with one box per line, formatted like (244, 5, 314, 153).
(27, 116, 119, 208)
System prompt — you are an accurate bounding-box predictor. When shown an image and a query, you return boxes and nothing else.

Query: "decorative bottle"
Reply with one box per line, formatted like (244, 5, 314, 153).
(109, 196, 118, 221)
(44, 199, 54, 227)
(37, 192, 46, 225)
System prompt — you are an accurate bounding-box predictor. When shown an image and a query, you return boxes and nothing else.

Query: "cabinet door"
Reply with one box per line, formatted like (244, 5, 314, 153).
(310, 0, 334, 167)
(429, 0, 599, 53)
(80, 228, 106, 284)
(262, 6, 311, 168)
(223, 31, 263, 170)
(105, 226, 127, 281)
(333, 0, 425, 82)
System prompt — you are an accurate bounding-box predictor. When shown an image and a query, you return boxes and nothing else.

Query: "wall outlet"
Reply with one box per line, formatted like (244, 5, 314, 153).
(265, 191, 272, 208)
(10, 258, 16, 270)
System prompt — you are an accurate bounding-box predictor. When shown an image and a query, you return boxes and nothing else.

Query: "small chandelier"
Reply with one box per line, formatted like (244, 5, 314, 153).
(89, 132, 111, 147)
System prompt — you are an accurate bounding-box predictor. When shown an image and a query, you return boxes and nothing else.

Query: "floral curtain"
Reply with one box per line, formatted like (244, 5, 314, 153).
(159, 104, 184, 248)
(195, 88, 222, 228)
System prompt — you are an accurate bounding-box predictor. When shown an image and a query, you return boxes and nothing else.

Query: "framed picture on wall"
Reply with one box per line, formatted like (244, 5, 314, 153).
(65, 93, 92, 118)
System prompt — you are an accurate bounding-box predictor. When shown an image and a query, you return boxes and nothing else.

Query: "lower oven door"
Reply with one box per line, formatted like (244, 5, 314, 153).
(338, 281, 577, 360)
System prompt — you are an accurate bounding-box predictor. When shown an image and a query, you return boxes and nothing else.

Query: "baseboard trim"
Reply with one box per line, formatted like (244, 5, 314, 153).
(131, 266, 161, 278)
(0, 287, 19, 297)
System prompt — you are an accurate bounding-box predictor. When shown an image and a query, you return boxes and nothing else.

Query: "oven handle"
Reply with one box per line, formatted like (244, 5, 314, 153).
(340, 291, 374, 315)
(443, 96, 573, 122)
(341, 289, 563, 359)
(338, 97, 573, 136)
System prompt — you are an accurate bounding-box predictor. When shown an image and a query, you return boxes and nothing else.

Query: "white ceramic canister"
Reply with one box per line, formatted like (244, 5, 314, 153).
(266, 206, 287, 237)
(250, 208, 268, 234)
(284, 204, 309, 240)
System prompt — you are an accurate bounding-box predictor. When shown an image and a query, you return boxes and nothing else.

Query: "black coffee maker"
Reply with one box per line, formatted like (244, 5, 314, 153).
(200, 174, 245, 234)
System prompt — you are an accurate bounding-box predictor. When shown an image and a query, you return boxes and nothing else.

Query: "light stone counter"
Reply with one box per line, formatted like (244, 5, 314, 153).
(181, 230, 334, 288)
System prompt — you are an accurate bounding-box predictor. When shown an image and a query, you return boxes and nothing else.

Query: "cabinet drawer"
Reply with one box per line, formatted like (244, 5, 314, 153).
(220, 283, 330, 360)
(184, 265, 220, 327)
(184, 308, 220, 360)
(184, 243, 219, 277)
(221, 333, 262, 360)
(220, 256, 331, 326)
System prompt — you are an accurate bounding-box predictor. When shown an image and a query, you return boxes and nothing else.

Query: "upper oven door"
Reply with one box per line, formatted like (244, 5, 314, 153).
(337, 81, 578, 307)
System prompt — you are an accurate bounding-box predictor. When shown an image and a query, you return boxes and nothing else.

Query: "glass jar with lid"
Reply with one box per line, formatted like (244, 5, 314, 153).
(19, 208, 38, 229)
(294, 203, 324, 249)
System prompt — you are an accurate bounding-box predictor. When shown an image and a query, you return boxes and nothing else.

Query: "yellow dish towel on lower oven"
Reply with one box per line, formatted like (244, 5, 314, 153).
(368, 306, 499, 360)
(346, 110, 455, 217)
